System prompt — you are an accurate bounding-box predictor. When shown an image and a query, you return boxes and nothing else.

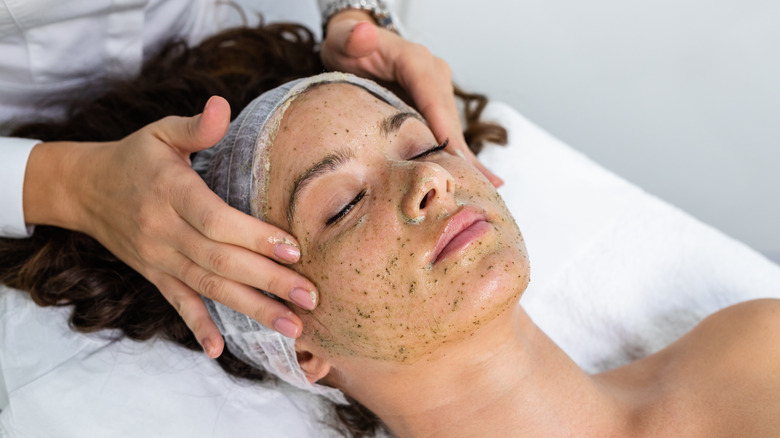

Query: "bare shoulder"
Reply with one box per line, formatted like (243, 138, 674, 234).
(600, 300, 780, 436)
(704, 298, 780, 324)
(667, 299, 780, 435)
(689, 299, 780, 360)
(698, 298, 780, 342)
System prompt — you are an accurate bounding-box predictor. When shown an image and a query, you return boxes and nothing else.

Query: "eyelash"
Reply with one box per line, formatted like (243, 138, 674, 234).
(327, 189, 367, 226)
(410, 138, 449, 160)
(325, 138, 449, 226)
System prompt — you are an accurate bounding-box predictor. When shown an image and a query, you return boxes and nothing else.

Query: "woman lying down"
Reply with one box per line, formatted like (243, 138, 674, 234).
(3, 26, 780, 438)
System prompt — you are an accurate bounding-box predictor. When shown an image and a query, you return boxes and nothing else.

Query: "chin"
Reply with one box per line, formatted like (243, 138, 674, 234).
(451, 243, 529, 329)
(299, 230, 529, 364)
(412, 236, 529, 357)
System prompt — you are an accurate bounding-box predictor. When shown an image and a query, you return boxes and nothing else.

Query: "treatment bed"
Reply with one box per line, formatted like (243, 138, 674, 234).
(2, 102, 779, 437)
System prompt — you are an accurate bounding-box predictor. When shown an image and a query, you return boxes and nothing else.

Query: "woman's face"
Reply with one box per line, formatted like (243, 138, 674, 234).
(264, 83, 529, 363)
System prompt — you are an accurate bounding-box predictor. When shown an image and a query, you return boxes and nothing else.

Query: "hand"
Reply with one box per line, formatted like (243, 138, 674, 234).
(23, 96, 318, 358)
(321, 12, 503, 187)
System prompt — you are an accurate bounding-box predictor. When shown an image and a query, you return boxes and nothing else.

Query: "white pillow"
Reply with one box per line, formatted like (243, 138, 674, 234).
(2, 103, 779, 436)
(0, 289, 335, 437)
(481, 102, 780, 371)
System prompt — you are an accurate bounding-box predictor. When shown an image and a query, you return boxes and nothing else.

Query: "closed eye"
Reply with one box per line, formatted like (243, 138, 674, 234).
(410, 138, 449, 160)
(326, 189, 367, 226)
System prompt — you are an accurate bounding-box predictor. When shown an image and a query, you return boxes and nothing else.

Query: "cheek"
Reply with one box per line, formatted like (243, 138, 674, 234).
(293, 157, 531, 363)
(295, 209, 429, 362)
(295, 226, 529, 364)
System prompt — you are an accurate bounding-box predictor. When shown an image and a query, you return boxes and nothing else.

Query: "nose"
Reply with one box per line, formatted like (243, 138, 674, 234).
(401, 162, 456, 222)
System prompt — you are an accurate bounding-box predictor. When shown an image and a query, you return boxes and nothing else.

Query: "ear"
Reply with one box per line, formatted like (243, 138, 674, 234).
(295, 346, 332, 384)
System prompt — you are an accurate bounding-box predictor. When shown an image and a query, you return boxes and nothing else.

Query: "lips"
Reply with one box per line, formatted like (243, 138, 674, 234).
(430, 208, 491, 264)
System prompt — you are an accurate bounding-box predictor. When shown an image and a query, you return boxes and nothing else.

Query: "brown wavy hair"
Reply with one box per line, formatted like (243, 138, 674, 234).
(0, 22, 506, 437)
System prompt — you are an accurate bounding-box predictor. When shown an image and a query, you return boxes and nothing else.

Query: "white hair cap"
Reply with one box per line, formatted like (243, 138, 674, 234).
(191, 72, 418, 404)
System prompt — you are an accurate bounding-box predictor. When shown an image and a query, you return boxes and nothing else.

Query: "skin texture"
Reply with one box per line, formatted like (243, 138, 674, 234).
(261, 83, 780, 438)
(321, 13, 504, 188)
(263, 83, 529, 363)
(20, 12, 499, 357)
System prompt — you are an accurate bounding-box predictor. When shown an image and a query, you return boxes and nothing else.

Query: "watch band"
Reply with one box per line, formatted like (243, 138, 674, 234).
(320, 0, 397, 35)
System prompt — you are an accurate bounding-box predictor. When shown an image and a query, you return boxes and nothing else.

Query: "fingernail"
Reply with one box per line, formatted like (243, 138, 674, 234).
(273, 317, 300, 338)
(204, 95, 217, 113)
(201, 338, 215, 358)
(290, 287, 317, 310)
(274, 243, 300, 263)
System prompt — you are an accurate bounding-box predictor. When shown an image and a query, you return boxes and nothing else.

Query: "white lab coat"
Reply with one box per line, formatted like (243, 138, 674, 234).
(0, 0, 338, 237)
(0, 0, 232, 236)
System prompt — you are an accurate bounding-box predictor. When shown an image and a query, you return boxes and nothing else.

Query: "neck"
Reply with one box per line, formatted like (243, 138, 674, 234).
(340, 305, 632, 438)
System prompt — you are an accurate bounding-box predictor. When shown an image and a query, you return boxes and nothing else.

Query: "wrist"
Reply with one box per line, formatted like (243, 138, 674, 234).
(329, 9, 374, 25)
(325, 9, 373, 38)
(23, 141, 99, 231)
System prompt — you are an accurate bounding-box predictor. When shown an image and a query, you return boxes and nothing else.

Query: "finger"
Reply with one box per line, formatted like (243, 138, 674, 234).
(396, 59, 504, 188)
(392, 53, 457, 139)
(154, 273, 225, 358)
(176, 226, 318, 310)
(153, 96, 231, 155)
(171, 252, 305, 338)
(442, 129, 504, 188)
(322, 14, 378, 65)
(429, 112, 504, 187)
(418, 92, 461, 146)
(470, 156, 504, 188)
(341, 21, 379, 58)
(425, 102, 505, 187)
(171, 179, 302, 264)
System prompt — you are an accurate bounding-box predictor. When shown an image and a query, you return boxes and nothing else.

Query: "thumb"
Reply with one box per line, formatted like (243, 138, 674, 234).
(154, 96, 231, 154)
(331, 20, 378, 59)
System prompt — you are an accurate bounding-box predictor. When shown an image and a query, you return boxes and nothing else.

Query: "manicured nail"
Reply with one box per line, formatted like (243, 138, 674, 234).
(290, 287, 317, 310)
(273, 317, 300, 338)
(201, 337, 215, 358)
(274, 243, 300, 263)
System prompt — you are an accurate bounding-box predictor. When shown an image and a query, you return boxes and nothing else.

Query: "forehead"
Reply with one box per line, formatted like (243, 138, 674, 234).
(263, 83, 399, 224)
(275, 82, 396, 164)
(283, 83, 397, 136)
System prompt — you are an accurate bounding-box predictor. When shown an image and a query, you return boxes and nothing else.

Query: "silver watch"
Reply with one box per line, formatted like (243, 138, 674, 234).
(321, 0, 397, 35)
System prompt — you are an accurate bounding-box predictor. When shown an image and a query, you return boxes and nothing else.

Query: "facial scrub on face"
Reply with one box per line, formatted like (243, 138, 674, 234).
(191, 72, 420, 404)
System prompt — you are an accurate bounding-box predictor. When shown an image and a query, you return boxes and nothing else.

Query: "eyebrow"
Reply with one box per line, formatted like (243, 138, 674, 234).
(380, 111, 424, 138)
(287, 148, 355, 226)
(286, 111, 424, 226)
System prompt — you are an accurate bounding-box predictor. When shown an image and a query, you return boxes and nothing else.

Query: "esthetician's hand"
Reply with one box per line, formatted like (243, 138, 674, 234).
(22, 96, 317, 357)
(321, 11, 503, 187)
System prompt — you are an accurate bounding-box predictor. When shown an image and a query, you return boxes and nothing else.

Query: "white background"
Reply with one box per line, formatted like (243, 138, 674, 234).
(398, 0, 780, 261)
(245, 0, 780, 262)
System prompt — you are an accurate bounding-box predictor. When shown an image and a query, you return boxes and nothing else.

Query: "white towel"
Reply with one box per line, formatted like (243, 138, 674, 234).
(479, 103, 780, 372)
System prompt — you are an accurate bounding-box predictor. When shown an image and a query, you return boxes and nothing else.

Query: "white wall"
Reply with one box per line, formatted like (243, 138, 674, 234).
(397, 0, 780, 260)
(240, 0, 779, 261)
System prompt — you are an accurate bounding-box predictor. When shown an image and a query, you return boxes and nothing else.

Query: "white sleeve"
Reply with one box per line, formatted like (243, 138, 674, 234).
(0, 138, 39, 238)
